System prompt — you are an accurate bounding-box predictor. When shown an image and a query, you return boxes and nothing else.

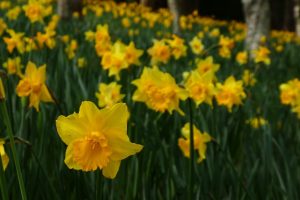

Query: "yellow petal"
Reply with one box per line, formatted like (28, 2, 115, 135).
(79, 101, 102, 129)
(64, 142, 81, 170)
(110, 138, 143, 161)
(102, 160, 121, 179)
(56, 113, 87, 145)
(40, 85, 54, 102)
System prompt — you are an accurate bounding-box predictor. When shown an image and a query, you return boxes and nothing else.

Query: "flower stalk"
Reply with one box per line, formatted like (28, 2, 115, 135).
(188, 98, 194, 200)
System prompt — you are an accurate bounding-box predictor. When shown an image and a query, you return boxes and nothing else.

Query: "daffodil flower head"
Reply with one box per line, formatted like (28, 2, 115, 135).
(56, 101, 143, 179)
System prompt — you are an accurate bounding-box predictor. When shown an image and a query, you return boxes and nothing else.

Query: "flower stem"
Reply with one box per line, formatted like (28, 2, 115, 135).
(0, 155, 8, 200)
(0, 101, 27, 200)
(188, 98, 194, 200)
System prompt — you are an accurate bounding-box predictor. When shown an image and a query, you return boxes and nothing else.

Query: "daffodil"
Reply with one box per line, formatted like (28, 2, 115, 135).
(279, 79, 300, 106)
(178, 123, 211, 163)
(56, 101, 143, 178)
(253, 46, 271, 65)
(196, 56, 220, 75)
(23, 0, 46, 23)
(246, 117, 268, 129)
(132, 66, 188, 115)
(184, 70, 216, 106)
(0, 140, 9, 170)
(189, 36, 204, 55)
(16, 61, 54, 111)
(215, 76, 246, 112)
(3, 57, 23, 76)
(242, 69, 256, 87)
(167, 35, 187, 60)
(147, 39, 171, 65)
(236, 51, 248, 65)
(124, 42, 143, 66)
(95, 82, 125, 107)
(3, 29, 25, 54)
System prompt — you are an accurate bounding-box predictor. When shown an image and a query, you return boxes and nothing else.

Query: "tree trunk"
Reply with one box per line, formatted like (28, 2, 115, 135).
(167, 0, 197, 35)
(294, 0, 300, 36)
(57, 0, 69, 19)
(242, 0, 270, 52)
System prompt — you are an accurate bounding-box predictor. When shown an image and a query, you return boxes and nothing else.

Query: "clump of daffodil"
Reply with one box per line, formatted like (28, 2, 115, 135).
(184, 70, 216, 107)
(246, 117, 268, 129)
(132, 66, 188, 115)
(0, 78, 5, 100)
(215, 76, 246, 112)
(253, 46, 271, 65)
(3, 57, 23, 76)
(236, 51, 248, 65)
(178, 123, 212, 163)
(0, 139, 9, 170)
(147, 39, 171, 65)
(94, 24, 112, 57)
(167, 35, 187, 60)
(56, 101, 143, 178)
(95, 82, 125, 107)
(16, 61, 54, 111)
(3, 29, 25, 54)
(23, 0, 52, 23)
(218, 35, 234, 58)
(189, 36, 205, 55)
(242, 69, 257, 87)
(195, 56, 220, 75)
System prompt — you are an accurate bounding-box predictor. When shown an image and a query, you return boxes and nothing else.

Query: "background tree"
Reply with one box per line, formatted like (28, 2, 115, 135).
(294, 0, 300, 36)
(242, 0, 271, 52)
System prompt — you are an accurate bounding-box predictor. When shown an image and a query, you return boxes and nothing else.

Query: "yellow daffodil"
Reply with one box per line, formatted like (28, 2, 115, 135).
(215, 76, 246, 112)
(0, 78, 5, 100)
(132, 66, 188, 115)
(0, 18, 7, 36)
(3, 29, 25, 54)
(6, 6, 21, 21)
(242, 70, 256, 87)
(178, 123, 211, 163)
(124, 42, 143, 66)
(236, 51, 248, 65)
(196, 56, 220, 75)
(95, 82, 125, 107)
(253, 46, 271, 65)
(0, 140, 9, 170)
(189, 36, 204, 55)
(65, 39, 78, 59)
(147, 39, 171, 65)
(77, 57, 87, 68)
(3, 57, 23, 76)
(23, 0, 46, 23)
(16, 61, 54, 111)
(184, 70, 216, 106)
(56, 101, 143, 178)
(167, 35, 187, 60)
(279, 79, 300, 106)
(246, 117, 268, 129)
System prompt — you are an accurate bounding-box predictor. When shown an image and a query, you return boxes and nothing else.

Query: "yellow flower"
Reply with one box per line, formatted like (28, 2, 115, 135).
(184, 70, 216, 106)
(167, 35, 187, 60)
(246, 117, 268, 129)
(236, 51, 248, 65)
(147, 39, 171, 65)
(132, 66, 188, 115)
(0, 78, 5, 100)
(196, 56, 220, 75)
(65, 39, 78, 59)
(189, 36, 204, 55)
(253, 46, 271, 65)
(23, 1, 45, 23)
(6, 6, 21, 21)
(77, 57, 87, 68)
(36, 28, 56, 49)
(279, 79, 300, 106)
(0, 18, 7, 36)
(0, 140, 9, 170)
(122, 17, 131, 28)
(95, 82, 125, 107)
(178, 123, 211, 163)
(218, 35, 234, 58)
(85, 30, 95, 42)
(56, 101, 143, 178)
(124, 42, 143, 66)
(101, 41, 128, 79)
(16, 61, 54, 111)
(3, 29, 25, 54)
(3, 57, 23, 76)
(242, 69, 256, 87)
(215, 76, 246, 112)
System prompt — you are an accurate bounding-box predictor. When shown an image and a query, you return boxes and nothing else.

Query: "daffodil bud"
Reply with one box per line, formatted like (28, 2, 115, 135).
(0, 78, 5, 100)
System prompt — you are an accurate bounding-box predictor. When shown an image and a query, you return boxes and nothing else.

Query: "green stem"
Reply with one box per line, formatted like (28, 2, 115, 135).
(0, 154, 9, 200)
(0, 101, 27, 200)
(188, 98, 194, 200)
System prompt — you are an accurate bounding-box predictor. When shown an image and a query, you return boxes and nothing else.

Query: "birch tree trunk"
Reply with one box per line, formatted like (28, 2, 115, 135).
(57, 0, 69, 19)
(294, 0, 300, 36)
(242, 0, 270, 52)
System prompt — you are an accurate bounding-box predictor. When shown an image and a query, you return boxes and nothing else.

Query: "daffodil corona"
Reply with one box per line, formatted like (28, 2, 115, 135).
(56, 101, 143, 179)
